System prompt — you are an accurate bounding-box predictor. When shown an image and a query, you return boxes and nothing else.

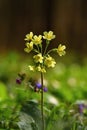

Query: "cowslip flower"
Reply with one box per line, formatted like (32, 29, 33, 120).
(36, 65, 42, 72)
(24, 32, 33, 41)
(24, 42, 33, 53)
(57, 44, 66, 56)
(28, 65, 35, 71)
(33, 53, 43, 63)
(32, 35, 42, 45)
(43, 31, 55, 41)
(44, 55, 56, 68)
(36, 65, 46, 73)
(40, 67, 46, 73)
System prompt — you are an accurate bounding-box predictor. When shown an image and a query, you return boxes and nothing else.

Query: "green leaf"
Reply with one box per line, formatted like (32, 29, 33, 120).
(18, 112, 37, 130)
(0, 82, 8, 101)
(46, 105, 71, 130)
(19, 100, 42, 130)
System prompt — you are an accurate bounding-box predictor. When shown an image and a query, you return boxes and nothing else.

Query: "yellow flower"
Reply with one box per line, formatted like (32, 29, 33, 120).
(44, 55, 56, 68)
(41, 68, 46, 73)
(33, 35, 42, 45)
(43, 31, 56, 41)
(36, 65, 46, 73)
(33, 53, 43, 63)
(36, 65, 42, 71)
(57, 44, 66, 56)
(24, 42, 33, 53)
(28, 65, 35, 71)
(24, 32, 33, 41)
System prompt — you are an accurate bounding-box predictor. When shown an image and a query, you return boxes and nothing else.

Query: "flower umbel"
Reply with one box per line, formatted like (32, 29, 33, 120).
(24, 31, 66, 72)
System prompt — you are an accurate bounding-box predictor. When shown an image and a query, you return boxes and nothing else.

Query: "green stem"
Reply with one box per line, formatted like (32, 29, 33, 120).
(43, 40, 49, 55)
(47, 48, 57, 55)
(40, 44, 43, 54)
(41, 72, 44, 130)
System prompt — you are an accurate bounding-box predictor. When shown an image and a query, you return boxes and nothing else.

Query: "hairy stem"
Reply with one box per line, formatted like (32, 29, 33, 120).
(41, 72, 44, 130)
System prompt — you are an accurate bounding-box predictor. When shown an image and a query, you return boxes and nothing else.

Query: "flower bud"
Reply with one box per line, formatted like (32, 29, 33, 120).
(43, 87, 48, 92)
(16, 78, 21, 84)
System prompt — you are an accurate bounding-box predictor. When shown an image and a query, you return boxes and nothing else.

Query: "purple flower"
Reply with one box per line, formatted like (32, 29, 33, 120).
(16, 78, 21, 84)
(35, 82, 48, 92)
(78, 104, 84, 114)
(36, 82, 42, 89)
(43, 87, 48, 92)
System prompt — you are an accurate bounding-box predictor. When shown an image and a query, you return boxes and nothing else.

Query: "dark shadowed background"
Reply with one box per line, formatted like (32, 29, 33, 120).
(0, 0, 87, 55)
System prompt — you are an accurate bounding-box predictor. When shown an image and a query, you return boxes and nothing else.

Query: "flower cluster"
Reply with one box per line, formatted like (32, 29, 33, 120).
(24, 31, 66, 73)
